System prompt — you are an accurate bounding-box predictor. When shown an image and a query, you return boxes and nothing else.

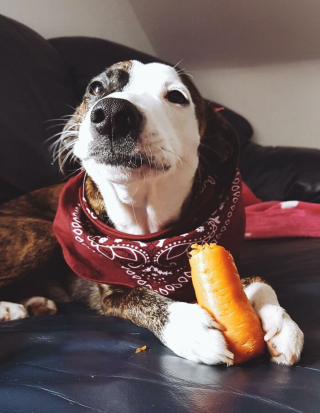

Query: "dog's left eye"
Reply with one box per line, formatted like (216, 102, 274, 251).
(166, 90, 188, 105)
(89, 81, 105, 96)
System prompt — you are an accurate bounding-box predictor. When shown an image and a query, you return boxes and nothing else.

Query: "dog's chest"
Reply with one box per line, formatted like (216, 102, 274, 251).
(53, 171, 245, 302)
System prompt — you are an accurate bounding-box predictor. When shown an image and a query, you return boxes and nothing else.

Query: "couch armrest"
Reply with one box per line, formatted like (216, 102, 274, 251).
(240, 142, 320, 203)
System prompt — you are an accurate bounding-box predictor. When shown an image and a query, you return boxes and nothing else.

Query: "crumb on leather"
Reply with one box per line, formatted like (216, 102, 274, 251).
(135, 345, 147, 354)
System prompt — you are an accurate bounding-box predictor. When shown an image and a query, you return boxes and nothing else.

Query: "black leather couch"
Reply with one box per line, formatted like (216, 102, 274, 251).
(0, 15, 319, 413)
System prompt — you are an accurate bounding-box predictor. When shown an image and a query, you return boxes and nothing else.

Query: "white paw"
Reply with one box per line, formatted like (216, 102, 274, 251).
(162, 302, 234, 365)
(259, 304, 304, 365)
(21, 296, 58, 316)
(0, 301, 28, 321)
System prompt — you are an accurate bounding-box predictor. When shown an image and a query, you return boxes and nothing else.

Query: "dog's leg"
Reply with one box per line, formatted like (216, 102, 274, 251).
(0, 297, 58, 321)
(98, 284, 234, 365)
(242, 277, 304, 365)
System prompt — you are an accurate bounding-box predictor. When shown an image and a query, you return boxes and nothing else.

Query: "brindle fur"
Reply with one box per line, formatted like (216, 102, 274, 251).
(85, 177, 110, 223)
(99, 285, 170, 338)
(0, 184, 63, 290)
(241, 276, 267, 289)
(105, 61, 132, 94)
(0, 61, 258, 341)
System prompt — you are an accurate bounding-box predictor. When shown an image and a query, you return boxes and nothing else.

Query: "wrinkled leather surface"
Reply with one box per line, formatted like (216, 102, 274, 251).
(0, 16, 77, 203)
(240, 142, 320, 203)
(0, 238, 319, 413)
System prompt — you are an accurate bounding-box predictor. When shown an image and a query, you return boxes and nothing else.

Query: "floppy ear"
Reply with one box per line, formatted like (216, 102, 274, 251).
(200, 100, 240, 187)
(179, 73, 239, 187)
(55, 101, 88, 173)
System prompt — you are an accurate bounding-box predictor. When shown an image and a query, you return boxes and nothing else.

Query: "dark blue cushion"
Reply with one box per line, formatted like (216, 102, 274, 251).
(0, 16, 77, 203)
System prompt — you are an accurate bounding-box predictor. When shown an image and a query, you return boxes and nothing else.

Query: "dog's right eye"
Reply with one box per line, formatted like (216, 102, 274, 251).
(89, 81, 105, 96)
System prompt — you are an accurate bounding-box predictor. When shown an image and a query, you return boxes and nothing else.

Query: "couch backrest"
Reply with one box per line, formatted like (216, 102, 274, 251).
(0, 16, 252, 203)
(0, 15, 77, 203)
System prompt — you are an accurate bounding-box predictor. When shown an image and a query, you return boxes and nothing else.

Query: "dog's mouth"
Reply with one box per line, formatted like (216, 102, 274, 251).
(86, 149, 171, 172)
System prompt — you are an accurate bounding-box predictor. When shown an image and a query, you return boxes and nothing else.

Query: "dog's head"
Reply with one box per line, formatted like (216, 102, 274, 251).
(59, 60, 238, 186)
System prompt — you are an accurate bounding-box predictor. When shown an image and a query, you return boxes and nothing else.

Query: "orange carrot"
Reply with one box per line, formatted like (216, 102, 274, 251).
(189, 243, 265, 364)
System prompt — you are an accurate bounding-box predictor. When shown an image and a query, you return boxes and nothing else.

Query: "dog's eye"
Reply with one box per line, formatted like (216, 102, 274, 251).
(167, 90, 188, 105)
(89, 81, 105, 96)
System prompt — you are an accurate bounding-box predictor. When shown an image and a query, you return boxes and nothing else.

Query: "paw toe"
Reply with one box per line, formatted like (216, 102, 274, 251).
(0, 307, 10, 322)
(163, 303, 233, 365)
(268, 316, 304, 365)
(26, 297, 57, 316)
(0, 302, 28, 321)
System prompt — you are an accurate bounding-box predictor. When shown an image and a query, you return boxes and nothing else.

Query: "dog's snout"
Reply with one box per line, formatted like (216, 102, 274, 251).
(91, 98, 142, 139)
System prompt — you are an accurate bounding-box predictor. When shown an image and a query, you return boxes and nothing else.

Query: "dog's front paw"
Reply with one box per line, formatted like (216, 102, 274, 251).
(162, 302, 233, 365)
(22, 297, 58, 316)
(259, 304, 304, 365)
(0, 302, 28, 321)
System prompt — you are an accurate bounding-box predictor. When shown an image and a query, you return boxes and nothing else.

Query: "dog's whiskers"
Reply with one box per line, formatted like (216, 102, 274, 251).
(50, 131, 78, 152)
(59, 146, 78, 171)
(63, 103, 78, 112)
(46, 129, 77, 144)
(155, 145, 169, 173)
(59, 166, 83, 182)
(130, 200, 139, 229)
(52, 143, 76, 165)
(45, 122, 78, 131)
(43, 114, 76, 124)
(145, 148, 152, 171)
(173, 60, 183, 70)
(148, 147, 158, 174)
(174, 66, 194, 79)
(45, 123, 79, 144)
(138, 152, 146, 183)
(160, 147, 184, 167)
(50, 131, 79, 171)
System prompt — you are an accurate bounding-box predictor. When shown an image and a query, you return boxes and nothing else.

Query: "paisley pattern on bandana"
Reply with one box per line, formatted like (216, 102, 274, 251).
(54, 170, 245, 303)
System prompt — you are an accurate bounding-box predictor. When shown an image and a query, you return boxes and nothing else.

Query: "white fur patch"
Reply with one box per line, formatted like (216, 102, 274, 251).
(75, 61, 201, 235)
(21, 297, 58, 316)
(261, 305, 304, 365)
(244, 281, 279, 310)
(73, 113, 93, 160)
(244, 282, 304, 365)
(0, 302, 28, 321)
(162, 302, 234, 365)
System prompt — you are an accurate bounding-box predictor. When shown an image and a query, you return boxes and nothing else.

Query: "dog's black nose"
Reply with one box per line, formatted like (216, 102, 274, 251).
(90, 98, 142, 140)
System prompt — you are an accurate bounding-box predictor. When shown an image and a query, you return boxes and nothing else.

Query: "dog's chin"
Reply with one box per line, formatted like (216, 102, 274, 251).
(82, 153, 171, 184)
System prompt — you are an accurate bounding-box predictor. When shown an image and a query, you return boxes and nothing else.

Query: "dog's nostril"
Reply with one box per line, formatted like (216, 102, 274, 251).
(90, 98, 142, 138)
(91, 108, 105, 124)
(127, 112, 136, 127)
(124, 110, 140, 129)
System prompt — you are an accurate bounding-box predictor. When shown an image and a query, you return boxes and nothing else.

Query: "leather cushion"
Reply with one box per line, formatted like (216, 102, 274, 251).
(0, 238, 318, 412)
(240, 142, 320, 202)
(0, 16, 77, 203)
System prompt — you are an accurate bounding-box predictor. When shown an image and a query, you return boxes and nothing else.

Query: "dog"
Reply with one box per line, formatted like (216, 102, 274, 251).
(0, 60, 303, 366)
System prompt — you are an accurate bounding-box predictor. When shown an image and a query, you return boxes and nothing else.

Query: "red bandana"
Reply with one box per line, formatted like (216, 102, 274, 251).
(54, 169, 245, 303)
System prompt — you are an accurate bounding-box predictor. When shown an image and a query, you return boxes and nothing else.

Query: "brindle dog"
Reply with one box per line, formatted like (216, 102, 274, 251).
(0, 61, 303, 366)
